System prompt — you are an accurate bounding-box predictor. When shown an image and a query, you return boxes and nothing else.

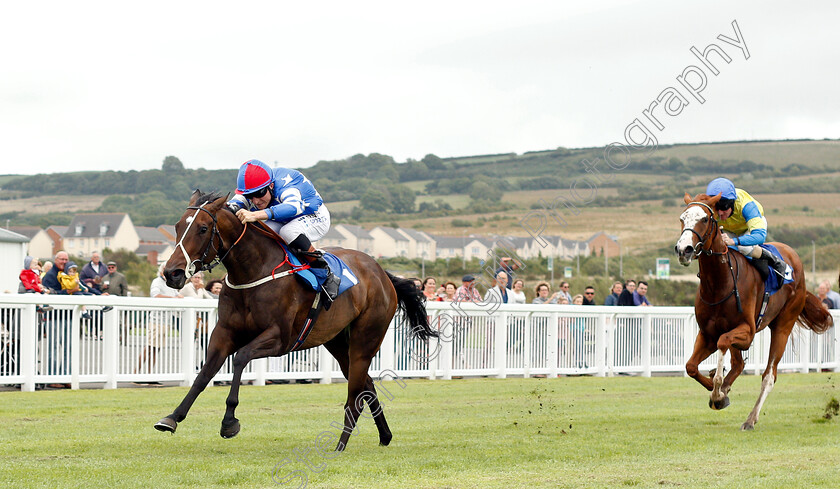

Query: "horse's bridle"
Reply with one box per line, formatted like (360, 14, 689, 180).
(175, 203, 232, 278)
(681, 201, 742, 312)
(679, 201, 727, 257)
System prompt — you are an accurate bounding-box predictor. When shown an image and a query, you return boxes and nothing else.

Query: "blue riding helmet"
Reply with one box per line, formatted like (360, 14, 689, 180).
(236, 159, 274, 195)
(706, 177, 736, 200)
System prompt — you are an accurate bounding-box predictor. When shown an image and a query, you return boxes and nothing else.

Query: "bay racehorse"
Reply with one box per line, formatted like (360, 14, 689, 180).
(154, 190, 437, 450)
(675, 192, 833, 430)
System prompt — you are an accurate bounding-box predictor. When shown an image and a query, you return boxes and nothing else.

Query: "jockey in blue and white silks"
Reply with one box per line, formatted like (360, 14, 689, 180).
(706, 177, 787, 278)
(227, 159, 340, 302)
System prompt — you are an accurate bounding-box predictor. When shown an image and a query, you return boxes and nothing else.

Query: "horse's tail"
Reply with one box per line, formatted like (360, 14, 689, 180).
(798, 292, 834, 334)
(387, 272, 439, 341)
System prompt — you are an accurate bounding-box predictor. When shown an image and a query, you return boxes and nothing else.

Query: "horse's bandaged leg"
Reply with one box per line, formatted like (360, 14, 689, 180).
(742, 373, 775, 430)
(711, 349, 727, 401)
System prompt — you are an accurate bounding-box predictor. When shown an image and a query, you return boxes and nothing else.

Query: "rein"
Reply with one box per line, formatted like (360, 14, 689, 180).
(223, 221, 310, 289)
(176, 199, 322, 352)
(684, 201, 743, 313)
(176, 204, 247, 277)
(679, 201, 728, 258)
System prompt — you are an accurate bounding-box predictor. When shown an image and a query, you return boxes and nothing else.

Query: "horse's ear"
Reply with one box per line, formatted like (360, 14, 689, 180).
(189, 189, 201, 207)
(708, 192, 722, 207)
(209, 193, 230, 211)
(683, 193, 692, 205)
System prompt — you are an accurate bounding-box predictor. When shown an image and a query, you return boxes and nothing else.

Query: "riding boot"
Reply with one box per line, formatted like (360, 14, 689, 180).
(761, 248, 788, 278)
(289, 235, 340, 307)
(309, 255, 341, 306)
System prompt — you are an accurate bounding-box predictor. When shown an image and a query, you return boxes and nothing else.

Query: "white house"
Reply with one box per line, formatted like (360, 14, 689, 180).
(9, 226, 54, 262)
(333, 224, 375, 255)
(434, 236, 467, 259)
(63, 213, 140, 256)
(463, 237, 492, 262)
(369, 226, 410, 258)
(0, 228, 29, 293)
(317, 227, 351, 249)
(397, 228, 436, 260)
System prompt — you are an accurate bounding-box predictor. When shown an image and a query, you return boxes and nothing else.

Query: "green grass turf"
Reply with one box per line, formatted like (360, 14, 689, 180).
(1, 374, 839, 488)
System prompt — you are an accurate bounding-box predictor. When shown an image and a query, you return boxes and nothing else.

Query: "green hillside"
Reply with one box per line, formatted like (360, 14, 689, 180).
(2, 139, 839, 234)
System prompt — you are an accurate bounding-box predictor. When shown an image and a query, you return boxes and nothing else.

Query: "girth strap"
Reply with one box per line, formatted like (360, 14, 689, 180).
(755, 291, 771, 328)
(287, 293, 323, 353)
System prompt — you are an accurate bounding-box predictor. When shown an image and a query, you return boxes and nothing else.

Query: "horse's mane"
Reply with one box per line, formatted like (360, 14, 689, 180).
(193, 190, 281, 242)
(194, 190, 226, 207)
(193, 190, 237, 217)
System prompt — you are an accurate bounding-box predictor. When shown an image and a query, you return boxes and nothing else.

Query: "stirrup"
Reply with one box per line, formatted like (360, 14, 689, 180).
(771, 261, 787, 278)
(321, 272, 340, 300)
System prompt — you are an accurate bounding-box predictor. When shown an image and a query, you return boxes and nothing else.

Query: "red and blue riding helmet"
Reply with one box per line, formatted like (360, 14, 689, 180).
(235, 159, 273, 195)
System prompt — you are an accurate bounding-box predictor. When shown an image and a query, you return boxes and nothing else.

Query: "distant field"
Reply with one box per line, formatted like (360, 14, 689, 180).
(0, 194, 107, 215)
(1, 375, 838, 488)
(328, 199, 360, 213)
(396, 192, 840, 252)
(656, 140, 840, 169)
(0, 175, 23, 187)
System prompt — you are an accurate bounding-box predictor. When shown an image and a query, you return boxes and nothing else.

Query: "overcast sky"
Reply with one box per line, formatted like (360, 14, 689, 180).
(2, 1, 837, 175)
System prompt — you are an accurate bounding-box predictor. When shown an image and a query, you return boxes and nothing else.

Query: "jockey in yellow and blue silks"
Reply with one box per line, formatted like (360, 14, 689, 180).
(227, 159, 340, 302)
(706, 177, 787, 278)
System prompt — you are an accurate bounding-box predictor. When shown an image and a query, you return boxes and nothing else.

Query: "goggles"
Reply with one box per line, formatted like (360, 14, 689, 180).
(244, 186, 270, 200)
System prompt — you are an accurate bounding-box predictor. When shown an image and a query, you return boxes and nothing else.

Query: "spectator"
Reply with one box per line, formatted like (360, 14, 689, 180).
(558, 296, 570, 305)
(617, 279, 636, 306)
(20, 256, 48, 294)
(40, 261, 52, 280)
(604, 281, 623, 306)
(205, 279, 224, 299)
(435, 286, 446, 300)
(557, 281, 573, 304)
(570, 294, 587, 367)
(495, 257, 520, 289)
(441, 281, 457, 302)
(101, 261, 129, 296)
(633, 281, 652, 306)
(38, 252, 71, 388)
(137, 265, 184, 375)
(42, 251, 69, 294)
(421, 277, 438, 301)
(180, 271, 215, 299)
(510, 279, 527, 304)
(80, 251, 108, 295)
(59, 262, 91, 295)
(821, 280, 840, 309)
(817, 282, 835, 310)
(582, 286, 596, 305)
(409, 277, 423, 290)
(484, 271, 511, 304)
(532, 282, 559, 304)
(455, 275, 481, 302)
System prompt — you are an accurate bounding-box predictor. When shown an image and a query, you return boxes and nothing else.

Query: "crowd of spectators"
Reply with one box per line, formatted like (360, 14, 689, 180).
(408, 269, 658, 308)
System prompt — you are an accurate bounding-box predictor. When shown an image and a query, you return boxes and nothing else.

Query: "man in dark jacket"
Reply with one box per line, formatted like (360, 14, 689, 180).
(80, 251, 108, 295)
(617, 279, 636, 306)
(42, 251, 69, 294)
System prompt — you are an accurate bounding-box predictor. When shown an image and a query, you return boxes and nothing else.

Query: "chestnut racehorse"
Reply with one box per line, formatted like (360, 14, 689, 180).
(154, 190, 437, 450)
(675, 192, 833, 430)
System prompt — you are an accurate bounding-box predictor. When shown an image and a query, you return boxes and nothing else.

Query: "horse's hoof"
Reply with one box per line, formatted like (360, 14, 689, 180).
(379, 433, 392, 447)
(741, 421, 755, 431)
(709, 396, 730, 410)
(220, 418, 240, 439)
(154, 417, 177, 434)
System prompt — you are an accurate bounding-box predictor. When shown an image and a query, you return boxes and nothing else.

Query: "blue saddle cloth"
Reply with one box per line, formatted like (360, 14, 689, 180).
(282, 244, 358, 297)
(759, 244, 793, 296)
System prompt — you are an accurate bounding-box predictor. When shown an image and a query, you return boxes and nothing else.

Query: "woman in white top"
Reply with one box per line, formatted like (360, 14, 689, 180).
(179, 272, 215, 299)
(510, 279, 527, 304)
